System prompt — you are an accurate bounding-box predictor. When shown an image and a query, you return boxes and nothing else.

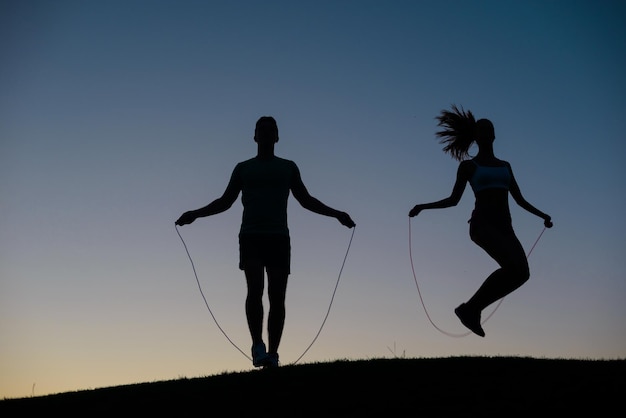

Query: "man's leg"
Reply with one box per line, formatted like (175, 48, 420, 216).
(244, 265, 265, 346)
(266, 269, 288, 356)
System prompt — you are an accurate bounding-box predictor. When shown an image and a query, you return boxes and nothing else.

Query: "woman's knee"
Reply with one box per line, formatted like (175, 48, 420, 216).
(509, 262, 529, 285)
(518, 269, 530, 285)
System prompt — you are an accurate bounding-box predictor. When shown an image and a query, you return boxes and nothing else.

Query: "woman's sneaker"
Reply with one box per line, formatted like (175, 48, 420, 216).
(251, 343, 269, 367)
(455, 303, 485, 337)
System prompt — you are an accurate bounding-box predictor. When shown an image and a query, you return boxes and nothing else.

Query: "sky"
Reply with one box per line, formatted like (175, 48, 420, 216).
(1, 0, 625, 399)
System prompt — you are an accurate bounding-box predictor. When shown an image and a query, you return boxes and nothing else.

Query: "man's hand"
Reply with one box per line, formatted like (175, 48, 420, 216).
(337, 212, 356, 228)
(175, 211, 197, 226)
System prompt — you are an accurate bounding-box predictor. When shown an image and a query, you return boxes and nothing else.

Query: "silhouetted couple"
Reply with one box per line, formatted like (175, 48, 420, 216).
(176, 109, 552, 368)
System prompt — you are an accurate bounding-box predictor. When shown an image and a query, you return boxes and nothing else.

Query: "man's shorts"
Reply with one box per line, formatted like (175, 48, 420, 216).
(239, 234, 291, 274)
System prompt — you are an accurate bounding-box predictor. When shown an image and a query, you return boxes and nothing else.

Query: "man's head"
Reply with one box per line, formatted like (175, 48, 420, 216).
(254, 116, 279, 143)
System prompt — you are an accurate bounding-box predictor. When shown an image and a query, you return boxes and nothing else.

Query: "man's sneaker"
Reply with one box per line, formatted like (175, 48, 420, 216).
(455, 303, 486, 337)
(263, 352, 279, 369)
(251, 343, 269, 367)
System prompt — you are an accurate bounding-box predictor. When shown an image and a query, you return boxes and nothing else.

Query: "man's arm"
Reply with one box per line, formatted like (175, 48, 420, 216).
(290, 166, 355, 228)
(175, 168, 241, 226)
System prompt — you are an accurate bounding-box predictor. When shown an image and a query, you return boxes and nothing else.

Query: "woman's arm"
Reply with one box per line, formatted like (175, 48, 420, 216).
(409, 161, 470, 217)
(508, 167, 553, 227)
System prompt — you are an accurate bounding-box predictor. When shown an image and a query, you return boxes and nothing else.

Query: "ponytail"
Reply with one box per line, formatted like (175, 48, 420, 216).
(435, 104, 476, 161)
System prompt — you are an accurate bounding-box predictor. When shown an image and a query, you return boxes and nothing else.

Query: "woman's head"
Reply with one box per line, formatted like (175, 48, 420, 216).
(435, 105, 494, 160)
(475, 118, 495, 145)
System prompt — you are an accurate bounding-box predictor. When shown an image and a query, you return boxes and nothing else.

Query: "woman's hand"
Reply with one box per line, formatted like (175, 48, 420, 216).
(543, 216, 553, 228)
(409, 205, 423, 218)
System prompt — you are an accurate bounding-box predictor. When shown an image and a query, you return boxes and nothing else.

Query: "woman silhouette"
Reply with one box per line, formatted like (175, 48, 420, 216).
(409, 105, 552, 337)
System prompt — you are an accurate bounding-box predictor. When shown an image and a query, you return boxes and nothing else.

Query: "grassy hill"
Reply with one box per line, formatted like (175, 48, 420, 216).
(1, 356, 623, 416)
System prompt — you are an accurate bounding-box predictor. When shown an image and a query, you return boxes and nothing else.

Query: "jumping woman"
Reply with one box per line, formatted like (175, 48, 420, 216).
(409, 105, 553, 337)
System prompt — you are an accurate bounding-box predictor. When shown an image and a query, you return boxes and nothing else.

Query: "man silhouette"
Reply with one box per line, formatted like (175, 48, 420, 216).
(176, 116, 355, 367)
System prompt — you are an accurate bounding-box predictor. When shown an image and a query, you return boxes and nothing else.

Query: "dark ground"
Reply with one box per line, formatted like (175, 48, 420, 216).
(1, 356, 624, 417)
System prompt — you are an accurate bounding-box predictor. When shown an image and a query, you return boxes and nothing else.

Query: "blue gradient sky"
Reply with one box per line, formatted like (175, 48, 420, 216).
(2, 0, 625, 399)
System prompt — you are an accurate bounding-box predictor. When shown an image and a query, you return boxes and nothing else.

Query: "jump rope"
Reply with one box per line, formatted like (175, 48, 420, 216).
(408, 218, 548, 337)
(175, 223, 356, 365)
(176, 219, 547, 364)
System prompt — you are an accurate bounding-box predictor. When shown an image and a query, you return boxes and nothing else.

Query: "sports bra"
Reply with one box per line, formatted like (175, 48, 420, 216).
(469, 160, 511, 193)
